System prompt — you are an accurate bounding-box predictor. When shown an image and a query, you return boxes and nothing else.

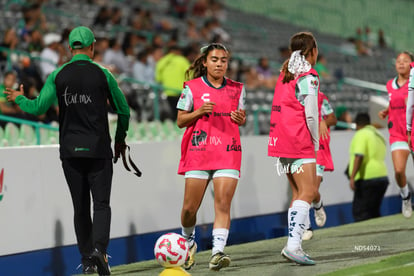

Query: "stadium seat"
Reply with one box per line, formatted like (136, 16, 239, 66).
(3, 122, 21, 146)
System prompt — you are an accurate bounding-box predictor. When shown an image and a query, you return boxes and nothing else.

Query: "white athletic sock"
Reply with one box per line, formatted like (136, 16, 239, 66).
(400, 184, 409, 199)
(287, 200, 310, 251)
(182, 226, 195, 248)
(313, 199, 322, 209)
(212, 228, 229, 255)
(305, 213, 311, 230)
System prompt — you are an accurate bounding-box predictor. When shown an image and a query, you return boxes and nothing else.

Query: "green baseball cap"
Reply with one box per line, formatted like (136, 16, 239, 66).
(69, 26, 96, 49)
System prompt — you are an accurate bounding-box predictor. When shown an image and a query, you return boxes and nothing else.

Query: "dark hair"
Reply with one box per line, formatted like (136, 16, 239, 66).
(355, 112, 370, 126)
(399, 51, 414, 62)
(185, 43, 229, 81)
(4, 70, 17, 78)
(281, 32, 317, 83)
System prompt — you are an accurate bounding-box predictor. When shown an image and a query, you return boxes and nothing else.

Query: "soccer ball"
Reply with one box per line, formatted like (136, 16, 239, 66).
(154, 233, 189, 268)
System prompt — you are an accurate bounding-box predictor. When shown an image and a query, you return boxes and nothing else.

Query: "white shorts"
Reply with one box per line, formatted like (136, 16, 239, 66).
(185, 169, 240, 180)
(390, 141, 410, 152)
(276, 158, 316, 174)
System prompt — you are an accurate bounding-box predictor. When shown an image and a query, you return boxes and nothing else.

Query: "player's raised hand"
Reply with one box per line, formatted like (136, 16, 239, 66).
(5, 84, 24, 103)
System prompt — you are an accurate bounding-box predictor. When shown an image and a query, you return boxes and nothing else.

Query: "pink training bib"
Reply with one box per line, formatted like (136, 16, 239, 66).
(178, 77, 243, 175)
(317, 92, 334, 171)
(386, 78, 409, 144)
(268, 69, 319, 159)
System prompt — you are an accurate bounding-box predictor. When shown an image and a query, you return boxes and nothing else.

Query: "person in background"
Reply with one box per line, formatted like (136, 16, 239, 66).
(256, 56, 277, 89)
(348, 113, 388, 222)
(5, 26, 130, 275)
(314, 54, 332, 81)
(0, 71, 22, 126)
(303, 91, 336, 240)
(334, 105, 353, 130)
(176, 43, 246, 271)
(155, 45, 190, 121)
(379, 51, 414, 218)
(39, 32, 64, 81)
(268, 32, 319, 265)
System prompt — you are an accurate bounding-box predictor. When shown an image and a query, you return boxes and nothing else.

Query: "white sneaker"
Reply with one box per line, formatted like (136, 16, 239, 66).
(314, 204, 327, 227)
(281, 247, 315, 265)
(302, 228, 313, 240)
(402, 193, 412, 218)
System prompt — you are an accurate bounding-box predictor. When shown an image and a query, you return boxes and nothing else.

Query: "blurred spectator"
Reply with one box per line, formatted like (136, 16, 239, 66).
(355, 28, 372, 56)
(109, 6, 122, 26)
(183, 42, 201, 64)
(0, 28, 19, 63)
(122, 32, 142, 74)
(347, 113, 389, 222)
(132, 49, 153, 84)
(168, 0, 190, 19)
(103, 38, 128, 75)
(335, 105, 353, 130)
(255, 56, 277, 88)
(60, 28, 72, 61)
(93, 49, 116, 73)
(94, 37, 110, 55)
(186, 19, 201, 42)
(93, 5, 111, 27)
(151, 34, 165, 49)
(209, 17, 230, 43)
(191, 0, 226, 21)
(39, 33, 63, 81)
(155, 45, 190, 121)
(314, 54, 333, 81)
(0, 70, 47, 125)
(210, 0, 227, 22)
(200, 19, 214, 43)
(20, 3, 49, 36)
(340, 37, 359, 56)
(378, 29, 387, 49)
(26, 29, 43, 54)
(147, 45, 164, 83)
(192, 0, 209, 17)
(0, 71, 21, 117)
(278, 46, 290, 63)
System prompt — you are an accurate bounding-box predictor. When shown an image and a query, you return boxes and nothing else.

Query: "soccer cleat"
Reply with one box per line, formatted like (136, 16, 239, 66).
(83, 265, 97, 274)
(314, 204, 327, 227)
(183, 242, 197, 270)
(209, 252, 231, 271)
(91, 248, 111, 275)
(302, 228, 313, 240)
(402, 193, 412, 218)
(281, 247, 315, 265)
(80, 256, 97, 274)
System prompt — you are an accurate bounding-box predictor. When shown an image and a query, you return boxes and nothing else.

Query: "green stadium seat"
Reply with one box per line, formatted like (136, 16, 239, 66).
(4, 123, 21, 146)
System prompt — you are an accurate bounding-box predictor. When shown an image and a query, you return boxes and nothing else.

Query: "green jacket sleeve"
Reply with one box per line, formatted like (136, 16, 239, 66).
(104, 68, 130, 143)
(15, 74, 57, 116)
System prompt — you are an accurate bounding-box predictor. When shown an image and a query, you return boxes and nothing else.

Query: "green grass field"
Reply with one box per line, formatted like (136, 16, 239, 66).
(77, 214, 414, 275)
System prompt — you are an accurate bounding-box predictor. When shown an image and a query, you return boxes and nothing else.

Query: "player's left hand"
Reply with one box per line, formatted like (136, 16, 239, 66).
(231, 109, 246, 125)
(114, 142, 127, 164)
(5, 84, 24, 103)
(319, 120, 329, 140)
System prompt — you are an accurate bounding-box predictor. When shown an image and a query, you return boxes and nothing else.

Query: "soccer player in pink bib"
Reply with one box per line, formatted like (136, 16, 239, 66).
(176, 43, 246, 271)
(303, 91, 336, 240)
(382, 51, 414, 218)
(268, 32, 319, 265)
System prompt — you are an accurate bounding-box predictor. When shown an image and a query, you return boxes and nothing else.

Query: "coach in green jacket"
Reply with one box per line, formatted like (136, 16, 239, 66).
(5, 26, 130, 275)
